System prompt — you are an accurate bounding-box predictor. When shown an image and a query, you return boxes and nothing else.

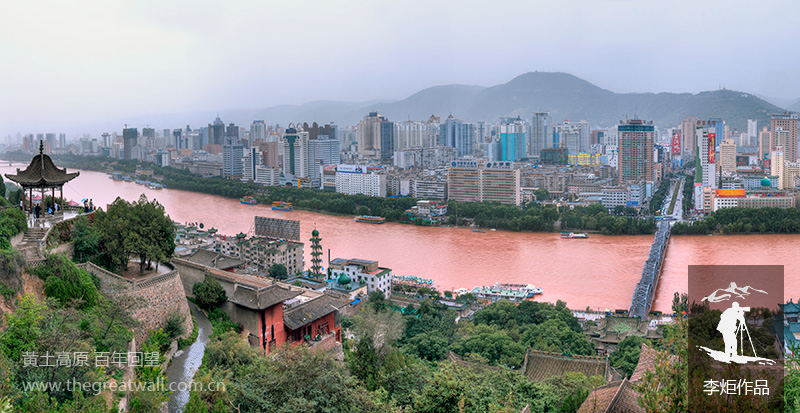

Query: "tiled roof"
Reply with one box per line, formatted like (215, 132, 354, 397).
(229, 284, 301, 310)
(782, 300, 800, 314)
(184, 249, 246, 270)
(283, 295, 342, 331)
(5, 152, 79, 187)
(522, 350, 613, 382)
(577, 378, 644, 413)
(629, 343, 657, 382)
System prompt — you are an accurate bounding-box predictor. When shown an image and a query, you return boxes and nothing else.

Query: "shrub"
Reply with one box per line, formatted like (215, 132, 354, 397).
(164, 309, 186, 339)
(192, 276, 226, 309)
(35, 254, 99, 309)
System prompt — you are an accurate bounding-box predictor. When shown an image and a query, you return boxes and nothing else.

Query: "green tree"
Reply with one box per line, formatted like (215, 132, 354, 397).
(671, 292, 688, 314)
(71, 215, 100, 263)
(35, 253, 99, 309)
(164, 309, 186, 339)
(534, 188, 550, 201)
(192, 276, 227, 309)
(267, 263, 288, 280)
(635, 317, 688, 412)
(609, 335, 646, 377)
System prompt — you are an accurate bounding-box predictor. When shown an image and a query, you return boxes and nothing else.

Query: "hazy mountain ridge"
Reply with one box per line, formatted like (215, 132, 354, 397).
(91, 72, 789, 133)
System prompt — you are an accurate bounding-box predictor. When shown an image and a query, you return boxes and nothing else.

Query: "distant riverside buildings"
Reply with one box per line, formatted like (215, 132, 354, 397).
(357, 112, 392, 158)
(617, 118, 654, 184)
(771, 112, 798, 161)
(439, 116, 476, 158)
(499, 117, 526, 162)
(529, 112, 551, 159)
(447, 160, 521, 206)
(283, 126, 310, 180)
(335, 165, 387, 197)
(223, 140, 244, 179)
(123, 127, 138, 160)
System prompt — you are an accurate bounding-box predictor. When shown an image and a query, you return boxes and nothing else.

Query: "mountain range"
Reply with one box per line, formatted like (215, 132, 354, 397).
(96, 72, 795, 133)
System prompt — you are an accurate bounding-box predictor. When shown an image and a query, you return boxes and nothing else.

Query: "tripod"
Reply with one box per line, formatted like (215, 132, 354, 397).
(737, 320, 757, 358)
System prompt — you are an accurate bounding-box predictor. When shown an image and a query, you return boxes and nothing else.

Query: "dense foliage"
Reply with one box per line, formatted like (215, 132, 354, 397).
(192, 276, 227, 309)
(33, 253, 100, 309)
(673, 207, 800, 235)
(93, 194, 176, 274)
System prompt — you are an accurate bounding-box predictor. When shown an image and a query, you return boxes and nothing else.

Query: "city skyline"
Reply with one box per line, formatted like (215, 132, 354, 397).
(1, 0, 799, 135)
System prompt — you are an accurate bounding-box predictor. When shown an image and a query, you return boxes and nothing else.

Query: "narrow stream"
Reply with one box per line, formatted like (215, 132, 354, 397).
(166, 302, 211, 413)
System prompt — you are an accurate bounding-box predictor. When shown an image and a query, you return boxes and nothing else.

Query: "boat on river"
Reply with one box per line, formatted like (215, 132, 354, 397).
(240, 196, 257, 205)
(272, 201, 293, 211)
(560, 232, 588, 239)
(459, 283, 543, 302)
(354, 215, 385, 224)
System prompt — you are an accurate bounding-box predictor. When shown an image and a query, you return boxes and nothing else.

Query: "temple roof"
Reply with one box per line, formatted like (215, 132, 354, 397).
(5, 144, 79, 188)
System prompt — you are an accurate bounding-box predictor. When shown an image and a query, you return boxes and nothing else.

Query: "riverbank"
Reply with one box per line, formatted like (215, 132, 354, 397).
(2, 152, 658, 235)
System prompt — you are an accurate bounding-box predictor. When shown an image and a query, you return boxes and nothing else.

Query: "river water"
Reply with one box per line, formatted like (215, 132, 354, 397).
(165, 302, 211, 413)
(4, 163, 799, 312)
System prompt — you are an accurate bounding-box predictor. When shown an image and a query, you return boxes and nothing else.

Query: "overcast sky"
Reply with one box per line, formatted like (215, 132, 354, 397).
(1, 0, 798, 136)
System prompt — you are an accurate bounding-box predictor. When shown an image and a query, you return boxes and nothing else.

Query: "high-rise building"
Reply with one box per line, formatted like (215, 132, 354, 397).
(719, 138, 737, 175)
(142, 127, 155, 139)
(693, 125, 718, 210)
(208, 115, 225, 145)
(123, 127, 138, 160)
(58, 133, 66, 149)
(747, 120, 758, 146)
(282, 126, 309, 179)
(250, 120, 267, 141)
(759, 127, 772, 161)
(617, 118, 654, 184)
(241, 147, 262, 182)
(447, 160, 521, 206)
(226, 123, 239, 142)
(222, 140, 244, 179)
(335, 166, 386, 197)
(357, 112, 386, 157)
(771, 147, 786, 189)
(499, 117, 526, 162)
(439, 116, 476, 157)
(680, 117, 697, 161)
(308, 137, 340, 186)
(380, 120, 394, 159)
(771, 113, 798, 162)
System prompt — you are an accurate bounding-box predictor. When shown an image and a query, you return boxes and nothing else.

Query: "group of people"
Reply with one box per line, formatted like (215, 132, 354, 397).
(83, 199, 94, 213)
(23, 200, 60, 219)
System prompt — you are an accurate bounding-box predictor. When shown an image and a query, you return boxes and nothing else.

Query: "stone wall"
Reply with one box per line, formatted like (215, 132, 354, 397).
(79, 262, 193, 347)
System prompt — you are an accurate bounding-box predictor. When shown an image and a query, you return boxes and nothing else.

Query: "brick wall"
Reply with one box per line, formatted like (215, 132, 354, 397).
(79, 263, 193, 347)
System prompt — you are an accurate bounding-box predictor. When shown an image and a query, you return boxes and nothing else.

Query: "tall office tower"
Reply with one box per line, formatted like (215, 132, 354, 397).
(774, 128, 790, 151)
(694, 124, 717, 197)
(499, 117, 526, 161)
(222, 140, 244, 179)
(759, 127, 772, 161)
(357, 112, 387, 157)
(172, 129, 183, 149)
(308, 137, 340, 185)
(241, 147, 262, 182)
(58, 133, 66, 148)
(123, 127, 138, 160)
(617, 118, 654, 184)
(680, 116, 697, 161)
(101, 133, 111, 148)
(282, 125, 310, 178)
(45, 133, 56, 150)
(719, 138, 737, 175)
(142, 127, 155, 139)
(380, 119, 394, 159)
(771, 147, 786, 189)
(439, 116, 476, 157)
(250, 120, 267, 141)
(747, 119, 758, 146)
(771, 112, 798, 161)
(707, 118, 724, 148)
(226, 123, 239, 142)
(258, 141, 281, 168)
(208, 115, 225, 145)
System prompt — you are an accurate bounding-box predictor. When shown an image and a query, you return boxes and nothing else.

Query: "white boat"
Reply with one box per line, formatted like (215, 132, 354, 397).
(560, 232, 588, 239)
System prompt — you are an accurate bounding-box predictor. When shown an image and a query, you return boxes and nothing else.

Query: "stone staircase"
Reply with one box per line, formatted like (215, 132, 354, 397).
(17, 227, 50, 263)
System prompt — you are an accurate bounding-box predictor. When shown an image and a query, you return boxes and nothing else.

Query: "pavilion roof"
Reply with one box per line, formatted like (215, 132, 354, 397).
(5, 145, 79, 188)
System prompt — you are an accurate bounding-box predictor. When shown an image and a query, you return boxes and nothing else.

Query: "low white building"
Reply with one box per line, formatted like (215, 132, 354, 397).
(335, 166, 387, 197)
(328, 258, 392, 299)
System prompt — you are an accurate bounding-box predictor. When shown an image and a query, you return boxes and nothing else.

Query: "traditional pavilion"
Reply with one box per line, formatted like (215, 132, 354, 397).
(5, 142, 80, 214)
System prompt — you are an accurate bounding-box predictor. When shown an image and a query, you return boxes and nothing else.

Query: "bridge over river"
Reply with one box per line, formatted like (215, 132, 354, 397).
(629, 221, 672, 318)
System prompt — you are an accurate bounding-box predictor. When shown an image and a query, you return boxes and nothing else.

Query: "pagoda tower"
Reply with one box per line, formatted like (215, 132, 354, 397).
(309, 227, 323, 279)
